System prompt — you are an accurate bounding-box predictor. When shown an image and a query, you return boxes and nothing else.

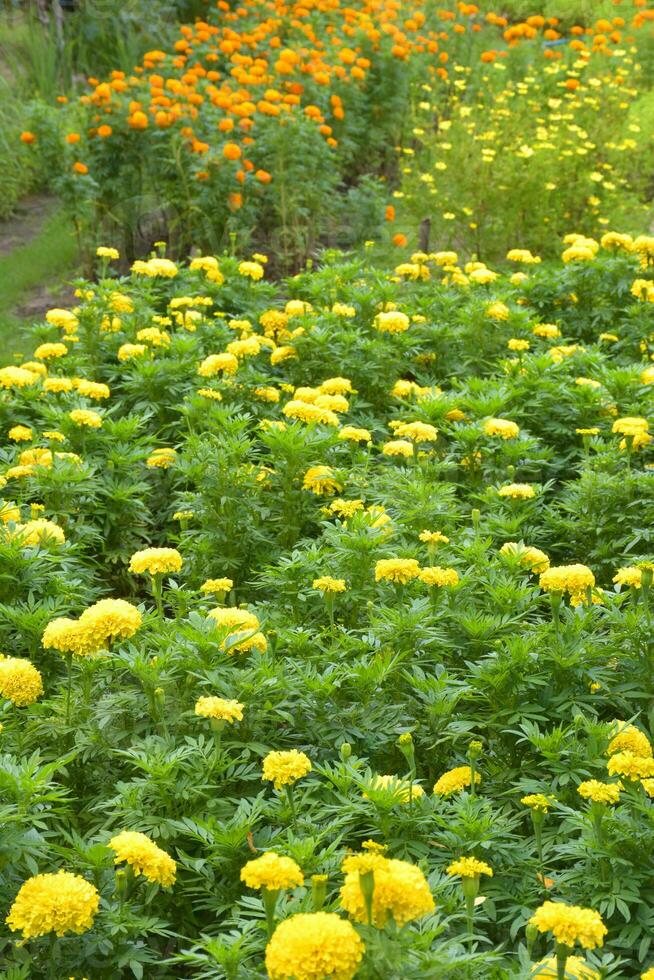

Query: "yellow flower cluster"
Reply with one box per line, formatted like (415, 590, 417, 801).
(262, 749, 312, 790)
(529, 901, 607, 951)
(539, 564, 595, 596)
(108, 830, 177, 886)
(313, 576, 347, 593)
(577, 781, 621, 806)
(129, 547, 183, 575)
(446, 856, 493, 879)
(240, 851, 304, 891)
(207, 606, 267, 653)
(42, 598, 142, 657)
(0, 655, 44, 706)
(339, 852, 434, 927)
(6, 871, 100, 938)
(194, 696, 244, 723)
(374, 558, 421, 584)
(265, 912, 364, 980)
(433, 766, 480, 797)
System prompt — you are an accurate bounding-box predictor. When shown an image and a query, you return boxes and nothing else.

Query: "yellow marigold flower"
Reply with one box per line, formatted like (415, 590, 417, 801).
(197, 387, 222, 401)
(0, 366, 40, 389)
(533, 323, 561, 339)
(508, 338, 530, 351)
(373, 311, 410, 333)
(483, 418, 520, 439)
(129, 548, 183, 576)
(132, 258, 178, 278)
(338, 426, 371, 444)
(393, 420, 438, 443)
(77, 599, 142, 647)
(270, 345, 297, 366)
(486, 302, 509, 321)
(433, 766, 480, 796)
(265, 912, 364, 980)
(262, 749, 312, 790)
(500, 542, 550, 573)
(521, 794, 555, 812)
(238, 261, 264, 281)
(419, 530, 449, 545)
(34, 342, 68, 360)
(607, 724, 652, 758)
(97, 246, 119, 260)
(282, 400, 339, 426)
(200, 578, 233, 594)
(0, 501, 20, 523)
(313, 577, 347, 593)
(632, 280, 654, 302)
(577, 781, 621, 805)
(69, 409, 102, 429)
(117, 343, 147, 361)
(241, 851, 304, 891)
(303, 466, 343, 496)
(315, 393, 349, 414)
(469, 267, 497, 285)
(576, 428, 600, 437)
(375, 558, 420, 584)
(331, 303, 356, 317)
(146, 448, 177, 469)
(207, 607, 266, 653)
(254, 385, 280, 403)
(419, 566, 459, 587)
(0, 655, 44, 706)
(498, 483, 535, 499)
(612, 416, 648, 436)
(108, 830, 176, 886)
(21, 360, 47, 377)
(8, 425, 32, 442)
(328, 499, 364, 519)
(531, 955, 599, 978)
(198, 352, 239, 377)
(14, 519, 65, 546)
(382, 439, 414, 457)
(6, 871, 99, 938)
(529, 901, 606, 950)
(228, 336, 262, 359)
(74, 379, 110, 400)
(539, 564, 595, 595)
(607, 751, 654, 781)
(364, 774, 425, 804)
(136, 327, 171, 348)
(446, 856, 493, 879)
(642, 367, 654, 386)
(320, 377, 353, 395)
(195, 696, 243, 723)
(109, 292, 133, 314)
(340, 854, 434, 927)
(46, 308, 79, 331)
(43, 376, 74, 393)
(507, 249, 541, 265)
(173, 510, 192, 521)
(20, 447, 52, 468)
(42, 617, 101, 657)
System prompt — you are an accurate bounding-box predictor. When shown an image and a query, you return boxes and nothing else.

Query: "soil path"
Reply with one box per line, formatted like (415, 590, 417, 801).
(0, 193, 56, 256)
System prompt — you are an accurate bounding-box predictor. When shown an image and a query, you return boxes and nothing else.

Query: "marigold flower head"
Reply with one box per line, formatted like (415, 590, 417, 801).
(529, 901, 607, 950)
(207, 606, 266, 653)
(393, 420, 438, 443)
(195, 696, 243, 723)
(35, 342, 68, 361)
(486, 302, 509, 321)
(419, 566, 459, 587)
(241, 851, 304, 891)
(382, 439, 414, 457)
(129, 547, 182, 576)
(498, 483, 535, 499)
(6, 871, 99, 938)
(14, 519, 65, 546)
(521, 793, 555, 813)
(265, 912, 364, 980)
(108, 830, 176, 886)
(500, 542, 550, 573)
(607, 751, 654, 781)
(313, 576, 347, 593)
(374, 311, 410, 333)
(69, 409, 102, 429)
(433, 766, 480, 796)
(483, 418, 520, 439)
(238, 260, 264, 281)
(303, 466, 343, 496)
(539, 564, 595, 595)
(446, 856, 493, 879)
(9, 425, 33, 442)
(262, 749, 312, 790)
(577, 781, 621, 805)
(0, 655, 44, 706)
(42, 617, 101, 657)
(607, 723, 652, 759)
(200, 578, 233, 594)
(340, 854, 434, 927)
(375, 558, 420, 584)
(419, 530, 449, 545)
(146, 448, 177, 469)
(75, 379, 111, 400)
(0, 366, 40, 389)
(612, 416, 648, 436)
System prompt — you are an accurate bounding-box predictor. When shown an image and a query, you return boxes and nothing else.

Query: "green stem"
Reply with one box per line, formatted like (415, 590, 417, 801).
(262, 887, 279, 937)
(286, 783, 297, 828)
(65, 653, 73, 725)
(152, 574, 164, 618)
